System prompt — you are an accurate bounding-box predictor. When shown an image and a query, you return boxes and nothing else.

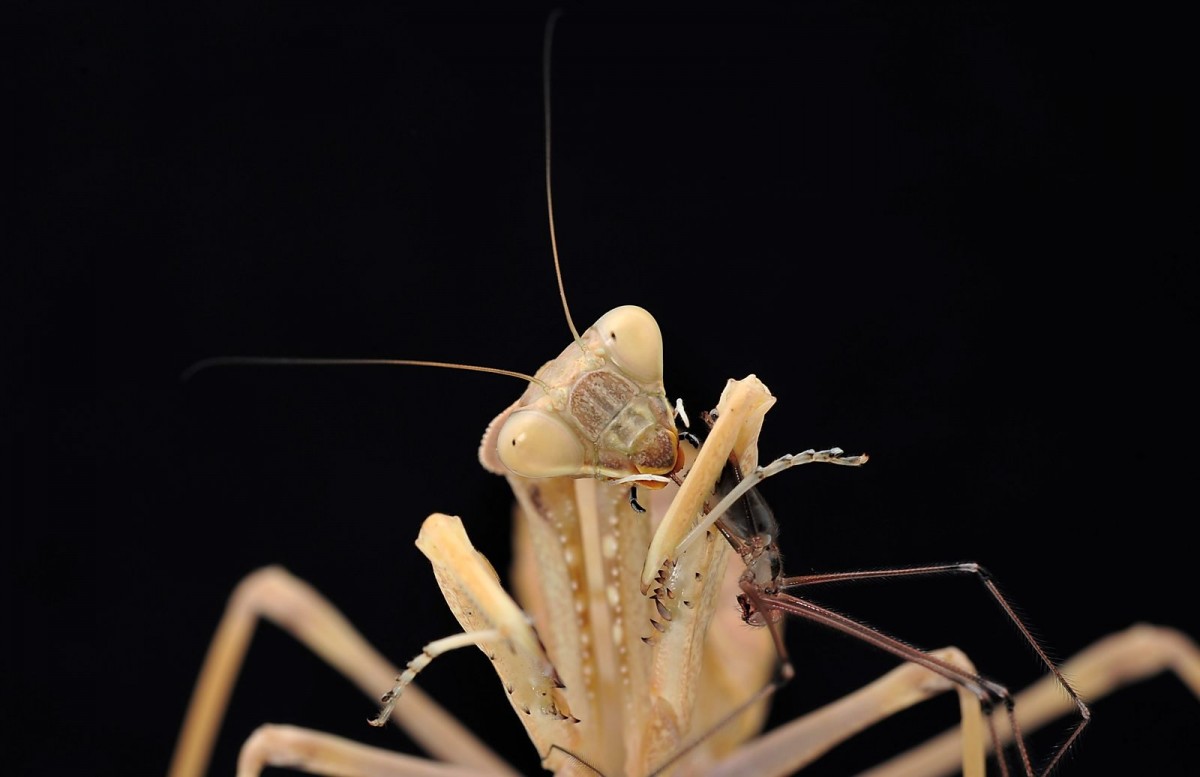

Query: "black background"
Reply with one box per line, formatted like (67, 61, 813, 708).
(10, 3, 1196, 776)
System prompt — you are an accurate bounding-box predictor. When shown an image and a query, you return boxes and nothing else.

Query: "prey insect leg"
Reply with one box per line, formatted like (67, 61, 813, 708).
(763, 564, 1090, 775)
(646, 376, 1083, 776)
(867, 624, 1200, 777)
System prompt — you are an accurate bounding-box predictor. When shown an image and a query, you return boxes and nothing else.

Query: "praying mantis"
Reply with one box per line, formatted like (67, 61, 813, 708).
(164, 9, 1200, 777)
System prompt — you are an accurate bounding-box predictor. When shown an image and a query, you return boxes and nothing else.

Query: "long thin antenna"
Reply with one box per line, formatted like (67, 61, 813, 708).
(180, 356, 546, 389)
(183, 14, 576, 388)
(543, 9, 582, 347)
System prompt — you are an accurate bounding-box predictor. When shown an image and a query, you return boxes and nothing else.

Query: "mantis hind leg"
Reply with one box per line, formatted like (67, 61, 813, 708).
(703, 646, 989, 777)
(236, 723, 494, 777)
(862, 624, 1200, 777)
(168, 565, 517, 777)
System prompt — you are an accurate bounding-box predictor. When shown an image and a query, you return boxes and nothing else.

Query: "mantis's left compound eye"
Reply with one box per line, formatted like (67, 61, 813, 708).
(594, 305, 664, 384)
(497, 409, 587, 478)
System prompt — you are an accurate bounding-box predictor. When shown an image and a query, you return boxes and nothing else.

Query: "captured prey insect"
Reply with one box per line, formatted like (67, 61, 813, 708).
(642, 402, 1089, 777)
(167, 12, 1200, 777)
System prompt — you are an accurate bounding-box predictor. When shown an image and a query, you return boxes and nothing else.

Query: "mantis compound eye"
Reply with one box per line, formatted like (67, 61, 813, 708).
(594, 305, 664, 385)
(497, 409, 587, 478)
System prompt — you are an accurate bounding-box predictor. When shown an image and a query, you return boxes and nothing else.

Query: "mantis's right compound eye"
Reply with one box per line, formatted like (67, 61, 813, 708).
(497, 409, 587, 478)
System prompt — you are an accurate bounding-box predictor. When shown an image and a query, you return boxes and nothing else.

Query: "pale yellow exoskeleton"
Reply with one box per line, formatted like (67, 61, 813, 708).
(379, 373, 786, 777)
(480, 304, 680, 485)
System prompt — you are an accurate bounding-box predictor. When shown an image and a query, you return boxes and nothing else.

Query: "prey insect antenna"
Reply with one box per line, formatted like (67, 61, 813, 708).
(179, 356, 548, 390)
(677, 447, 869, 556)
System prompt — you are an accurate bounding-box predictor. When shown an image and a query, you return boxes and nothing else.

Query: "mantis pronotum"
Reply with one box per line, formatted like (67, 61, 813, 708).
(162, 7, 1200, 777)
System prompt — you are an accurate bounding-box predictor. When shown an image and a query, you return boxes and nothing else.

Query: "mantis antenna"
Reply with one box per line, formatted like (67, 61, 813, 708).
(543, 9, 582, 349)
(180, 356, 546, 390)
(183, 13, 579, 386)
